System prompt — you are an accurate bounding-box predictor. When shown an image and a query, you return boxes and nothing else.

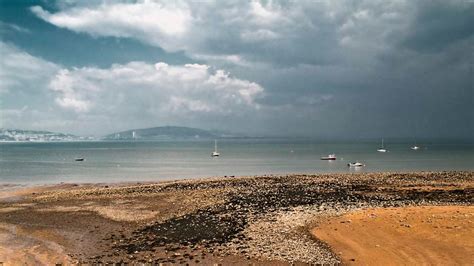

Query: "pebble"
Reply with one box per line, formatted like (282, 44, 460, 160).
(57, 171, 471, 264)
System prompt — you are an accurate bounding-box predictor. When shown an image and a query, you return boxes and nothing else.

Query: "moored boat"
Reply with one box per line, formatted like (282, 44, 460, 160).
(321, 154, 337, 160)
(347, 162, 364, 167)
(211, 140, 220, 157)
(411, 145, 420, 150)
(377, 138, 387, 152)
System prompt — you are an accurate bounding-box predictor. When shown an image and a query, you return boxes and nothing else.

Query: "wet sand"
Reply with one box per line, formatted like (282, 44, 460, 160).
(312, 206, 474, 265)
(0, 223, 70, 265)
(0, 172, 472, 265)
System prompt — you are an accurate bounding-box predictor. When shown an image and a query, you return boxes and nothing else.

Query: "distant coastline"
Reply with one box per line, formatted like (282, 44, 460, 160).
(0, 126, 248, 142)
(2, 127, 473, 143)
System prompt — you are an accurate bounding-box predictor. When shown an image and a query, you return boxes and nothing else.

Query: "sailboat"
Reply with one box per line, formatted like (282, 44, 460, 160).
(211, 140, 220, 157)
(410, 135, 420, 150)
(411, 143, 420, 150)
(377, 138, 387, 152)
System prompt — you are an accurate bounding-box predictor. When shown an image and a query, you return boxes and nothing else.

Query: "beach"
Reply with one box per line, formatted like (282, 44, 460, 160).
(0, 171, 473, 265)
(313, 205, 474, 265)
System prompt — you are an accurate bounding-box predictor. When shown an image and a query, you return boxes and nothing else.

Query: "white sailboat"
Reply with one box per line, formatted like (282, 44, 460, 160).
(377, 138, 387, 152)
(411, 144, 420, 150)
(411, 139, 420, 150)
(211, 140, 220, 157)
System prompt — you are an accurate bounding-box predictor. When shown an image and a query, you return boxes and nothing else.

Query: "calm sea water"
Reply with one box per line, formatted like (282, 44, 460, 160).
(1, 139, 473, 184)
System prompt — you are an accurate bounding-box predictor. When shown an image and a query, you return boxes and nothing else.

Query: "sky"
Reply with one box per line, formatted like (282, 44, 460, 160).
(0, 0, 473, 139)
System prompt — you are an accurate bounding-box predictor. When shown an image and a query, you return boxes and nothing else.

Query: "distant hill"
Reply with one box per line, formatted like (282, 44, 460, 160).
(0, 128, 87, 142)
(103, 126, 219, 140)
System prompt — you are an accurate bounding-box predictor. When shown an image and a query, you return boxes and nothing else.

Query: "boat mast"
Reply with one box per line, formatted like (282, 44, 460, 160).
(214, 140, 218, 153)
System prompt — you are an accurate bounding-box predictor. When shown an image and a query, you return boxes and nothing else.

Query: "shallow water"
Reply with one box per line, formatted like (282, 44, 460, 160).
(0, 139, 473, 184)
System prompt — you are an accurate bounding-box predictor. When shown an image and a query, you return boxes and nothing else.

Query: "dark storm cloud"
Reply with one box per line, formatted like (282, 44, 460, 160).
(401, 1, 474, 53)
(1, 0, 473, 139)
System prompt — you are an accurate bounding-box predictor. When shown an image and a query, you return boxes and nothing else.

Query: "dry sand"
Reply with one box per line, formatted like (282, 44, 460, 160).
(312, 206, 474, 265)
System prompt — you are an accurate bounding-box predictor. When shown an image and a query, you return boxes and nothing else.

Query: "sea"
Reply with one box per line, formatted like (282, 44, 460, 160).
(1, 139, 473, 184)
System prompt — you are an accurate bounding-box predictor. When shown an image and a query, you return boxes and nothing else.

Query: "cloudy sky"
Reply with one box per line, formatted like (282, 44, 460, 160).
(1, 0, 473, 139)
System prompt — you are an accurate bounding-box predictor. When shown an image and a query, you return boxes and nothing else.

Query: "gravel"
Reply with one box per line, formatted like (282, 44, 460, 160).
(25, 171, 472, 264)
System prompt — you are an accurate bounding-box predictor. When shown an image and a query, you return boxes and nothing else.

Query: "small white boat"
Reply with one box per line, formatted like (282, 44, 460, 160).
(377, 138, 387, 152)
(347, 162, 365, 167)
(211, 140, 220, 157)
(321, 154, 337, 160)
(411, 140, 420, 150)
(411, 145, 420, 150)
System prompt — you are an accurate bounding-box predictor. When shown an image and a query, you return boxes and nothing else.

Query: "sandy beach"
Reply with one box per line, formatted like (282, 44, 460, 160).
(313, 206, 474, 265)
(0, 171, 472, 265)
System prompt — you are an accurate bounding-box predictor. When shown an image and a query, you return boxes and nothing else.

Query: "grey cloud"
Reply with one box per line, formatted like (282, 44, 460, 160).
(3, 1, 472, 139)
(400, 1, 474, 53)
(30, 1, 473, 68)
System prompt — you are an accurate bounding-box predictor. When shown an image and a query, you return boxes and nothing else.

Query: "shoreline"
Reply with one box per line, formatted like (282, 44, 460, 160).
(2, 169, 473, 186)
(0, 171, 472, 264)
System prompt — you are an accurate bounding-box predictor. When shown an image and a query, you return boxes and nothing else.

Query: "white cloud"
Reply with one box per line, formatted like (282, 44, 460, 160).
(49, 69, 94, 112)
(0, 42, 265, 135)
(248, 1, 286, 25)
(0, 42, 62, 130)
(47, 61, 264, 117)
(31, 2, 192, 52)
(0, 41, 59, 94)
